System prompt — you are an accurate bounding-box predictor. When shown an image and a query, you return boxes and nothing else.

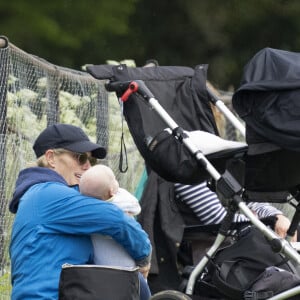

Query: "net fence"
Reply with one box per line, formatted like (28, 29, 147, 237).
(0, 38, 145, 298)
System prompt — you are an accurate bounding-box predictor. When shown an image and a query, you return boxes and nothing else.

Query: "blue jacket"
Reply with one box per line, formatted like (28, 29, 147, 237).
(9, 167, 151, 300)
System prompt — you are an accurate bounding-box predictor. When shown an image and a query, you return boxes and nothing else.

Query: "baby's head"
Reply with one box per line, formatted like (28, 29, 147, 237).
(80, 165, 119, 200)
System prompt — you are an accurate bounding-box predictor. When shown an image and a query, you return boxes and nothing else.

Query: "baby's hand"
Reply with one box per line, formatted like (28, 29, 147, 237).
(125, 211, 134, 217)
(139, 263, 151, 279)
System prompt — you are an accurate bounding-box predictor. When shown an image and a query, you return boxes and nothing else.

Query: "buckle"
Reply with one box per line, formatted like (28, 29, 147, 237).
(244, 290, 257, 300)
(244, 290, 273, 300)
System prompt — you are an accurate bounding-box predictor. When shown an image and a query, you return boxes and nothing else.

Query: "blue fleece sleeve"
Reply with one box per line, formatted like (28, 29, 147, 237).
(26, 182, 152, 262)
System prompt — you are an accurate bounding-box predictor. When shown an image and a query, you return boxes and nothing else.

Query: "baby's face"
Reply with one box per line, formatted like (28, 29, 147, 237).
(112, 177, 119, 194)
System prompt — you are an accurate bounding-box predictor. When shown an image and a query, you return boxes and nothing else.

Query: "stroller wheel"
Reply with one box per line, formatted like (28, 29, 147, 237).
(150, 290, 192, 300)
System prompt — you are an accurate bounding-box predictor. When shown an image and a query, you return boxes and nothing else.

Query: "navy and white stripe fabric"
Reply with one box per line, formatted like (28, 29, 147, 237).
(174, 182, 282, 225)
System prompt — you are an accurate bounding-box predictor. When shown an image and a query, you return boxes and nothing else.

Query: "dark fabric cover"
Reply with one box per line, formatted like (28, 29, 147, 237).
(195, 226, 299, 299)
(245, 149, 300, 191)
(248, 266, 300, 300)
(87, 64, 219, 184)
(232, 47, 300, 151)
(137, 171, 184, 293)
(59, 265, 139, 300)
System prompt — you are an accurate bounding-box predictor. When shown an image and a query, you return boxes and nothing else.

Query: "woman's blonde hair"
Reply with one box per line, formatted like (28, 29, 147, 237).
(36, 155, 50, 168)
(28, 148, 67, 168)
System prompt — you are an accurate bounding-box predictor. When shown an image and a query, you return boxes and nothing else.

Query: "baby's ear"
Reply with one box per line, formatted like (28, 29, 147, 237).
(108, 187, 115, 198)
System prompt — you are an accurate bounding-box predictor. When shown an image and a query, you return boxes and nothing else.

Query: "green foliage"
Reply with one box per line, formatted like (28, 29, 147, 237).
(129, 0, 300, 89)
(0, 0, 138, 67)
(3, 0, 300, 89)
(0, 272, 11, 297)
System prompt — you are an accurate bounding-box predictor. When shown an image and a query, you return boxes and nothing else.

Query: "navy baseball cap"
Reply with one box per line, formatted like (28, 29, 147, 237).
(33, 124, 107, 159)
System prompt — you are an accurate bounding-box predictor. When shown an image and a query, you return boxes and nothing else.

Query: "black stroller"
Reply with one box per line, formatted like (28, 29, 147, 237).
(87, 49, 300, 299)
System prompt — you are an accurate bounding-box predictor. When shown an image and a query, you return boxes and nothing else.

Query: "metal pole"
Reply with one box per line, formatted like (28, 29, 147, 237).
(0, 36, 9, 273)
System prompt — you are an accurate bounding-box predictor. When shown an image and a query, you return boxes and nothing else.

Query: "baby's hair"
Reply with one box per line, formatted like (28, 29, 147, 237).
(80, 165, 119, 200)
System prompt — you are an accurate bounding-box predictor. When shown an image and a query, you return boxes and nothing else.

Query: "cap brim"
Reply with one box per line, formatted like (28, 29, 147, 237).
(64, 141, 107, 159)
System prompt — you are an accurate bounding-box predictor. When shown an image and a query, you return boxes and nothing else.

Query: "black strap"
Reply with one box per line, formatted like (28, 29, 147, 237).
(220, 260, 249, 288)
(117, 98, 128, 173)
(212, 267, 244, 299)
(119, 131, 128, 173)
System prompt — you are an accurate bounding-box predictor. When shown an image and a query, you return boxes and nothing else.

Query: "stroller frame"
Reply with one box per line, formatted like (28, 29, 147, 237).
(106, 79, 300, 299)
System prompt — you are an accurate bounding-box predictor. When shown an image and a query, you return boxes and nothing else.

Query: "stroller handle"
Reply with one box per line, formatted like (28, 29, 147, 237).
(105, 80, 155, 102)
(105, 80, 131, 93)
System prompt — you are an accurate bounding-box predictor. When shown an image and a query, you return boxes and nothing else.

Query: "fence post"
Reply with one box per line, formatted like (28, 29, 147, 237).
(96, 86, 109, 148)
(47, 69, 60, 126)
(0, 35, 9, 273)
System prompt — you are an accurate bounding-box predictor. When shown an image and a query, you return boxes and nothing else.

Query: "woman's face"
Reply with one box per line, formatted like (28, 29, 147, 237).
(49, 149, 96, 186)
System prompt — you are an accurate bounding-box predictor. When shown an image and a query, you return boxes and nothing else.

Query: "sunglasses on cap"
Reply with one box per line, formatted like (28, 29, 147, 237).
(53, 149, 98, 166)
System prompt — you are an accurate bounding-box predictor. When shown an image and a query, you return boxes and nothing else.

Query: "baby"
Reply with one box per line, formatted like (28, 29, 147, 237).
(79, 164, 141, 267)
(80, 165, 151, 300)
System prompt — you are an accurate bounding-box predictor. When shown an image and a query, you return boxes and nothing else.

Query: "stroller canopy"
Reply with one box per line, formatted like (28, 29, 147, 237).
(232, 47, 300, 151)
(87, 64, 221, 184)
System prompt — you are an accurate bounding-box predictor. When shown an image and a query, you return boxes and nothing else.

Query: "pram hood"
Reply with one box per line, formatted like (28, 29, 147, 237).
(87, 64, 241, 184)
(232, 48, 300, 192)
(232, 47, 300, 152)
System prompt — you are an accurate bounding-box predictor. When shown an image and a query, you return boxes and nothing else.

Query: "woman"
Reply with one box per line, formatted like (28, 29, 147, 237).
(9, 123, 151, 300)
